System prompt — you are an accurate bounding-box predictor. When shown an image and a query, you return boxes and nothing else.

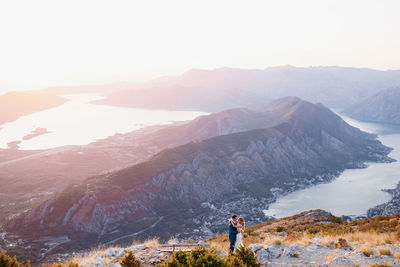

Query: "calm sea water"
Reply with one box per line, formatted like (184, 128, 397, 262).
(0, 94, 207, 150)
(264, 115, 400, 218)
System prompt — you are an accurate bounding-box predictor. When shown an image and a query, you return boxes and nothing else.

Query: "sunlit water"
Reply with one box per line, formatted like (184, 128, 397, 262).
(264, 116, 400, 218)
(0, 94, 207, 150)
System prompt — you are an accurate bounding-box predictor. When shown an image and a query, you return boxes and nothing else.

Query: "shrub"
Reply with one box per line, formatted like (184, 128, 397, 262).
(52, 262, 79, 267)
(331, 217, 344, 224)
(229, 246, 260, 267)
(0, 252, 30, 267)
(360, 247, 374, 257)
(158, 247, 259, 267)
(120, 251, 141, 267)
(157, 257, 185, 267)
(306, 227, 320, 235)
(369, 263, 391, 267)
(247, 231, 259, 237)
(293, 251, 300, 258)
(273, 239, 282, 246)
(276, 226, 285, 232)
(158, 248, 223, 267)
(187, 247, 223, 267)
(223, 254, 246, 267)
(378, 248, 392, 256)
(335, 238, 351, 249)
(284, 232, 302, 242)
(385, 239, 393, 244)
(157, 250, 190, 267)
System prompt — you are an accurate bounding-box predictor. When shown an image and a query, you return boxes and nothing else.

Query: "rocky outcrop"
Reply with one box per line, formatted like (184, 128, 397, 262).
(7, 97, 393, 256)
(55, 238, 400, 267)
(249, 240, 400, 267)
(343, 87, 400, 125)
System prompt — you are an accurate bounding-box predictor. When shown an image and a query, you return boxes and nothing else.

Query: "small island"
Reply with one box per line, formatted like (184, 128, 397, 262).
(7, 140, 21, 150)
(22, 128, 51, 141)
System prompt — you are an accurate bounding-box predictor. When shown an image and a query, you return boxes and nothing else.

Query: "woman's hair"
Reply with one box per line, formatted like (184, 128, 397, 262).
(238, 217, 245, 228)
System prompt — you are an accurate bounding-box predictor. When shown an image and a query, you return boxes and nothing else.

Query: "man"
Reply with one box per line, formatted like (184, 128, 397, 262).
(228, 214, 239, 252)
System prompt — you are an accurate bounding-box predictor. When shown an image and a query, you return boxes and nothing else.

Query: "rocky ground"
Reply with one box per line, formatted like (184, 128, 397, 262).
(43, 210, 400, 267)
(48, 236, 400, 267)
(249, 239, 400, 266)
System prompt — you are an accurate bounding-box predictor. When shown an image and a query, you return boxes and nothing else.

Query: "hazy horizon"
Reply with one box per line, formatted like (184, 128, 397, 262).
(1, 0, 400, 93)
(1, 64, 400, 95)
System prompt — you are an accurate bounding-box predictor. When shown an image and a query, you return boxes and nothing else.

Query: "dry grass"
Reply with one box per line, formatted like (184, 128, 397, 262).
(378, 247, 392, 256)
(143, 237, 160, 248)
(208, 225, 400, 259)
(69, 245, 122, 266)
(207, 212, 400, 257)
(67, 238, 160, 266)
(325, 253, 340, 263)
(167, 237, 179, 245)
(282, 233, 312, 246)
(360, 247, 375, 257)
(207, 231, 312, 254)
(369, 263, 392, 267)
(72, 252, 118, 266)
(313, 232, 400, 248)
(208, 233, 230, 253)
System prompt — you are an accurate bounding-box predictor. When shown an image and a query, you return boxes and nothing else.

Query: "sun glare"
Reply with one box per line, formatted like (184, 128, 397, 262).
(1, 0, 400, 91)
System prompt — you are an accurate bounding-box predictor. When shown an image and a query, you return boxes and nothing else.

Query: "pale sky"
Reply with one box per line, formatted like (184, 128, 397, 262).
(1, 0, 400, 92)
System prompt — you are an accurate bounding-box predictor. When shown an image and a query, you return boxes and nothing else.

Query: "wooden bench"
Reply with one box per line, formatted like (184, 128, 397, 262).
(160, 243, 210, 252)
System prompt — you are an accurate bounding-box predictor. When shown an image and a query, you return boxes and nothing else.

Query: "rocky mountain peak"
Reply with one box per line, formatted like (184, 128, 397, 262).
(5, 97, 393, 261)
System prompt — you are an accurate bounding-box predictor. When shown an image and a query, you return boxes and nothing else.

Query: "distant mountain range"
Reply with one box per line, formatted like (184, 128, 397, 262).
(93, 66, 400, 111)
(343, 87, 400, 125)
(6, 97, 393, 260)
(0, 91, 67, 125)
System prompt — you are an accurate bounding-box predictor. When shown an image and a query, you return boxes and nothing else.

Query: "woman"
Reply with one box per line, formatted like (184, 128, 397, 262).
(234, 217, 245, 250)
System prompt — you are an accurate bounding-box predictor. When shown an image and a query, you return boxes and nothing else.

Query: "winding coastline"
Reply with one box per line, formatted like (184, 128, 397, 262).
(264, 115, 400, 218)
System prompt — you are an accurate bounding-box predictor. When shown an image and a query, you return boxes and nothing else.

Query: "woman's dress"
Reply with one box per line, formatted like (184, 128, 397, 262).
(234, 224, 244, 250)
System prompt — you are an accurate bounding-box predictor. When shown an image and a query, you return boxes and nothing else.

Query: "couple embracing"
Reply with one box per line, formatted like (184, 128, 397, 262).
(228, 214, 245, 252)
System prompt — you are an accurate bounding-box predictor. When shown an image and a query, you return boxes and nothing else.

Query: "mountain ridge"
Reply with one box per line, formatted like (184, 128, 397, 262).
(343, 87, 400, 124)
(5, 97, 393, 261)
(93, 66, 400, 111)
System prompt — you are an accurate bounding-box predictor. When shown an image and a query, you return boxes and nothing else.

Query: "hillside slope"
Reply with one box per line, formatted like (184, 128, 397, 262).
(343, 87, 400, 124)
(5, 97, 393, 262)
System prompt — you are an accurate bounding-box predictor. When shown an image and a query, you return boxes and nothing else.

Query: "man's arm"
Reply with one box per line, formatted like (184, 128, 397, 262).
(231, 222, 242, 229)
